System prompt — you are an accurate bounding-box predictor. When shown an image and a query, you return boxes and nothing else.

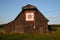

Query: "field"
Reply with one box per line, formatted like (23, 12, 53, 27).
(0, 25, 60, 40)
(0, 32, 60, 40)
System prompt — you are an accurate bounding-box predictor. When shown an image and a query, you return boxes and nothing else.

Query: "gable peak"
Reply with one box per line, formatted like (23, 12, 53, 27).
(22, 4, 36, 9)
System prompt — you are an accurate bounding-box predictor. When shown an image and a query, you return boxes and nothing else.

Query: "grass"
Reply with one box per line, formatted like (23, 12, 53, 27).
(0, 32, 60, 40)
(0, 25, 60, 40)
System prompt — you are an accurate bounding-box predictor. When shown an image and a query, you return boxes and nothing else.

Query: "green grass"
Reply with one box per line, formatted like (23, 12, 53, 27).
(0, 32, 60, 40)
(0, 25, 60, 40)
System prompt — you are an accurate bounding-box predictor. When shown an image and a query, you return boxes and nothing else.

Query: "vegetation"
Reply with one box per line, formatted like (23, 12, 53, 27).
(0, 33, 60, 40)
(48, 25, 60, 29)
(0, 25, 4, 33)
(0, 25, 60, 40)
(0, 25, 4, 28)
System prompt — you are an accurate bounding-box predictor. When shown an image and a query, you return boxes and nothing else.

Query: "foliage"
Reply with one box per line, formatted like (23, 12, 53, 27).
(0, 25, 4, 28)
(48, 25, 60, 31)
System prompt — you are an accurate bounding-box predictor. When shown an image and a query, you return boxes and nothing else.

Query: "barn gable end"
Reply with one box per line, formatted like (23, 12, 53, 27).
(4, 4, 49, 34)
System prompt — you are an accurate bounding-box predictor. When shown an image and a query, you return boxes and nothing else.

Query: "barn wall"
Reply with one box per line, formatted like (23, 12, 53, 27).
(35, 10, 48, 34)
(4, 5, 48, 34)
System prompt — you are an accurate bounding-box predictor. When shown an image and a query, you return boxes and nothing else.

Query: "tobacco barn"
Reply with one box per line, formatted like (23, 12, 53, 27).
(4, 4, 49, 34)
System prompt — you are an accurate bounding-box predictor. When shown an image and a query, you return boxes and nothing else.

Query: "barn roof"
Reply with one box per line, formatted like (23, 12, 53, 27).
(22, 4, 36, 9)
(14, 4, 49, 22)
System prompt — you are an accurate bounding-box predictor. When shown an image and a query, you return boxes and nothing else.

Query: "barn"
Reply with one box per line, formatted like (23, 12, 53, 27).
(4, 4, 49, 34)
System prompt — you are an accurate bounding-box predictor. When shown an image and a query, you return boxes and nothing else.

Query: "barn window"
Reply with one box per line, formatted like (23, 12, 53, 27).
(26, 13, 34, 21)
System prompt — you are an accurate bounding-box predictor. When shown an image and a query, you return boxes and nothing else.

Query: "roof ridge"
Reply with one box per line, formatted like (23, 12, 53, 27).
(22, 4, 36, 9)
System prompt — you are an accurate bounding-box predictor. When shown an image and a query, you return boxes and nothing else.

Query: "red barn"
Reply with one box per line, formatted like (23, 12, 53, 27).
(4, 4, 49, 34)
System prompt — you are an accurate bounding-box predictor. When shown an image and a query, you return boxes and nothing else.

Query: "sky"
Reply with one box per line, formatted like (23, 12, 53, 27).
(0, 0, 60, 25)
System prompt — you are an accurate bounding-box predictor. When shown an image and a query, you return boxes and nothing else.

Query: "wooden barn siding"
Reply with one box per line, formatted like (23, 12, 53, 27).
(35, 10, 48, 34)
(14, 11, 24, 33)
(4, 21, 15, 33)
(4, 9, 48, 34)
(23, 10, 36, 34)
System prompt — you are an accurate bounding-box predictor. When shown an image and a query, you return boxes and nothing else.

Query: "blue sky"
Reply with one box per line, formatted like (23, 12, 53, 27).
(0, 0, 60, 25)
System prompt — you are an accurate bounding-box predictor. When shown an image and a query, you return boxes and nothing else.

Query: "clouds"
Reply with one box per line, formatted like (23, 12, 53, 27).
(47, 16, 60, 19)
(48, 16, 60, 24)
